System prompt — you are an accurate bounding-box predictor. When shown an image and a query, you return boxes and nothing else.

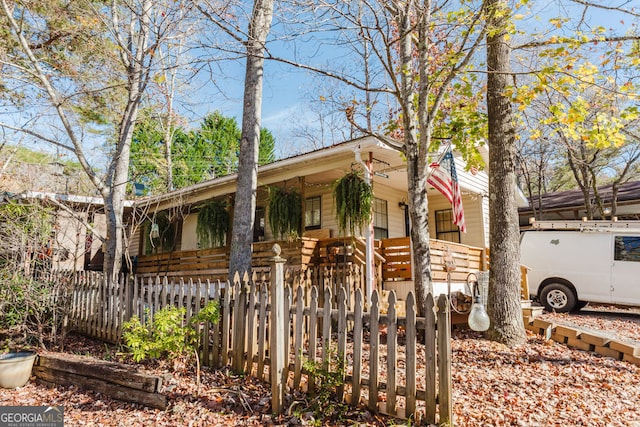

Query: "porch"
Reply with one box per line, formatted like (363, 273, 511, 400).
(133, 236, 528, 306)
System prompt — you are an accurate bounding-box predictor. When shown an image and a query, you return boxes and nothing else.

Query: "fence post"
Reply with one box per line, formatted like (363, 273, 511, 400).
(437, 294, 453, 426)
(424, 293, 436, 424)
(270, 244, 287, 415)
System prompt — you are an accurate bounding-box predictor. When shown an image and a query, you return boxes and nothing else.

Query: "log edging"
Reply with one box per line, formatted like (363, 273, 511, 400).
(33, 352, 167, 409)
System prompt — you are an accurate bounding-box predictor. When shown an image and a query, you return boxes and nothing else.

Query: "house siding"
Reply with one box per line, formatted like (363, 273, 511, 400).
(128, 226, 140, 258)
(428, 193, 486, 248)
(371, 181, 408, 238)
(181, 213, 198, 250)
(54, 211, 87, 271)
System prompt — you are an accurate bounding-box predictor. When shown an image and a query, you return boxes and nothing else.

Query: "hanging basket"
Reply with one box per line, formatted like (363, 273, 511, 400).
(196, 200, 229, 248)
(333, 170, 372, 236)
(268, 187, 302, 240)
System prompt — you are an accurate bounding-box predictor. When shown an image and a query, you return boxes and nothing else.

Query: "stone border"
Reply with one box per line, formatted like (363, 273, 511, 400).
(525, 318, 640, 367)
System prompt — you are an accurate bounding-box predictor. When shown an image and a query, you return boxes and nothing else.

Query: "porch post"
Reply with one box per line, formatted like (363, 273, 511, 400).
(354, 146, 375, 309)
(270, 244, 286, 414)
(365, 152, 375, 309)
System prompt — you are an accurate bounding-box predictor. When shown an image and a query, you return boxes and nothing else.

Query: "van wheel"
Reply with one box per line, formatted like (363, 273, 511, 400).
(540, 283, 576, 313)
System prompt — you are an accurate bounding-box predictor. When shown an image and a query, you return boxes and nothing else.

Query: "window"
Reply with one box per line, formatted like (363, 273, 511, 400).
(143, 213, 180, 255)
(305, 196, 321, 230)
(435, 209, 460, 243)
(614, 236, 640, 262)
(373, 198, 388, 240)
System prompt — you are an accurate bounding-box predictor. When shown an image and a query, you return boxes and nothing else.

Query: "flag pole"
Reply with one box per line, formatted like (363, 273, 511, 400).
(426, 142, 452, 181)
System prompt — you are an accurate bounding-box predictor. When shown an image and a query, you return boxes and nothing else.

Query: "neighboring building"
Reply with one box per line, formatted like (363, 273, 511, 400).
(518, 181, 640, 228)
(0, 191, 124, 273)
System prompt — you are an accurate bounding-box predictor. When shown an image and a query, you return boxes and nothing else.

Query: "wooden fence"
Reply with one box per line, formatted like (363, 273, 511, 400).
(68, 252, 453, 424)
(135, 238, 318, 282)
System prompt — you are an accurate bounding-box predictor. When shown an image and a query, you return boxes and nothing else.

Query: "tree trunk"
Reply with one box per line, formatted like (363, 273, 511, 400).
(103, 0, 151, 286)
(229, 0, 274, 375)
(485, 0, 526, 347)
(104, 99, 140, 286)
(396, 0, 434, 317)
(228, 0, 274, 281)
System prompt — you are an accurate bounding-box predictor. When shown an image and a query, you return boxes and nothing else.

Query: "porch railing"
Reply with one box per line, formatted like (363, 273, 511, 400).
(381, 237, 488, 283)
(134, 238, 318, 281)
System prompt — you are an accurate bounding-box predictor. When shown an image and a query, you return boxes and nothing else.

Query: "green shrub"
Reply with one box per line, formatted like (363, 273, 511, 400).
(299, 348, 347, 425)
(122, 301, 220, 363)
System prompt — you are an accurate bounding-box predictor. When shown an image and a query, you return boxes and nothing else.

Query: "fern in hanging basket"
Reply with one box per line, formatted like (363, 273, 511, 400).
(333, 170, 373, 236)
(196, 199, 229, 248)
(268, 186, 302, 239)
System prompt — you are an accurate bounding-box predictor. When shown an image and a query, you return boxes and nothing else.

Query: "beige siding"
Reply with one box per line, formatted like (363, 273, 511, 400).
(92, 213, 106, 258)
(53, 211, 87, 271)
(128, 226, 141, 257)
(181, 213, 199, 250)
(428, 193, 486, 248)
(455, 157, 489, 194)
(481, 193, 489, 247)
(371, 181, 408, 238)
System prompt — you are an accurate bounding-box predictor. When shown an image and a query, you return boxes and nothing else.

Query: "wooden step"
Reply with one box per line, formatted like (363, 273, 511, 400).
(522, 303, 544, 325)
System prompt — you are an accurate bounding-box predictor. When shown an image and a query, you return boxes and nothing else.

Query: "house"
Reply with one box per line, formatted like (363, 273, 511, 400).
(518, 180, 640, 227)
(0, 191, 117, 274)
(127, 136, 494, 300)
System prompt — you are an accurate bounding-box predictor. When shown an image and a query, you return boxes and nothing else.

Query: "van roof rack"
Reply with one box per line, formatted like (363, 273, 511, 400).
(529, 219, 640, 231)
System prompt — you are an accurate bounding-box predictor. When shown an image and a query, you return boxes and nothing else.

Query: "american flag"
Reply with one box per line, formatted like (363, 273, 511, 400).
(427, 148, 466, 232)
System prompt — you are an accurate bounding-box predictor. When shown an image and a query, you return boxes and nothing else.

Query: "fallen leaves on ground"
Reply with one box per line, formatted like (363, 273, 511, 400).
(453, 329, 640, 427)
(1, 308, 639, 426)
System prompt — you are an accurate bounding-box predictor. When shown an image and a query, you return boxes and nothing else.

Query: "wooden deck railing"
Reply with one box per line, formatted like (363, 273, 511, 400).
(135, 238, 318, 281)
(382, 237, 530, 300)
(381, 237, 488, 283)
(135, 236, 529, 300)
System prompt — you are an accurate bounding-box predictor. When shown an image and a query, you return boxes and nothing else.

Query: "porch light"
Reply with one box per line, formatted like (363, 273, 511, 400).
(150, 223, 160, 239)
(468, 282, 490, 332)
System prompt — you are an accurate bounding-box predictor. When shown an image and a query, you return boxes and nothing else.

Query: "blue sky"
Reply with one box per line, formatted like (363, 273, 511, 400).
(189, 1, 638, 159)
(7, 1, 638, 166)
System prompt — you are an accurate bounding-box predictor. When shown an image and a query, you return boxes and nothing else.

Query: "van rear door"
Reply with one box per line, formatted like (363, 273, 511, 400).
(611, 234, 640, 305)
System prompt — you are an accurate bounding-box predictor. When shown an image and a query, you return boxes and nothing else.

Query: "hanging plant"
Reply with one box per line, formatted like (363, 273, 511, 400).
(145, 211, 175, 255)
(196, 199, 229, 248)
(268, 186, 301, 240)
(333, 169, 373, 236)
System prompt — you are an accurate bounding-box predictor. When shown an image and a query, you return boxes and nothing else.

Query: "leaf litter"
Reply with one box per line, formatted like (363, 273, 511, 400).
(1, 309, 639, 426)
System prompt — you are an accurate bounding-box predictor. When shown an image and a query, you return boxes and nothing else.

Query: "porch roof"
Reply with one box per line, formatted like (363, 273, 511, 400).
(133, 136, 489, 211)
(134, 136, 407, 210)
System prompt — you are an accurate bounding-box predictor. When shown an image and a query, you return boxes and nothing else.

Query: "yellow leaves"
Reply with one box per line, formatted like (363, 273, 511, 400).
(153, 74, 166, 84)
(549, 18, 564, 29)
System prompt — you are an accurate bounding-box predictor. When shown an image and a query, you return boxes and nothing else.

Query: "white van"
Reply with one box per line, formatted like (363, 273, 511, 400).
(520, 220, 640, 312)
